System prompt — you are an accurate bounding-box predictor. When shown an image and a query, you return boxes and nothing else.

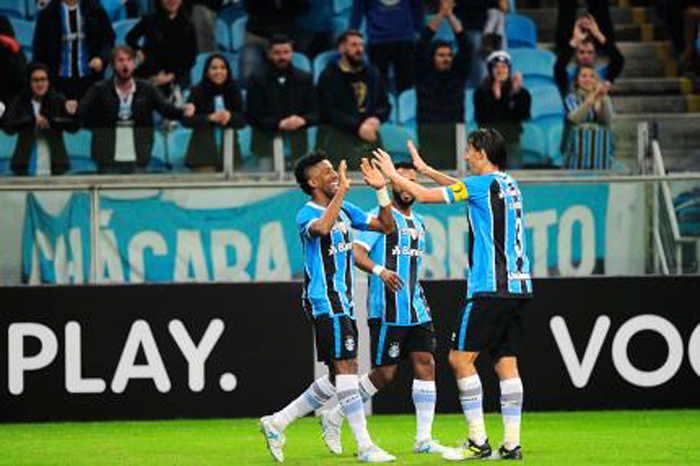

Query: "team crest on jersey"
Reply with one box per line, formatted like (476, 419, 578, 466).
(388, 342, 400, 359)
(345, 336, 356, 352)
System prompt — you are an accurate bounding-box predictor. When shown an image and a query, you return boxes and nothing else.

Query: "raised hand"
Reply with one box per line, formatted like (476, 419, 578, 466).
(372, 148, 398, 178)
(338, 159, 350, 191)
(361, 157, 387, 189)
(380, 269, 404, 292)
(407, 140, 429, 173)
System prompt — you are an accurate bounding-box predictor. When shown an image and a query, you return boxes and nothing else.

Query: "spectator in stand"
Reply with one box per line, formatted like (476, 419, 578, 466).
(555, 0, 617, 53)
(33, 0, 114, 100)
(240, 0, 309, 81)
(183, 53, 245, 173)
(415, 0, 470, 170)
(681, 0, 700, 75)
(126, 0, 198, 104)
(454, 0, 494, 87)
(4, 63, 78, 175)
(0, 14, 26, 112)
(350, 0, 424, 94)
(316, 30, 391, 164)
(188, 0, 222, 53)
(246, 35, 318, 169)
(481, 0, 509, 58)
(76, 45, 195, 174)
(564, 65, 614, 169)
(293, 0, 334, 58)
(473, 51, 530, 169)
(554, 15, 624, 97)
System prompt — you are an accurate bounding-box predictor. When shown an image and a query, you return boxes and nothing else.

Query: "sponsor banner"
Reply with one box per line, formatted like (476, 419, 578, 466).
(0, 283, 313, 422)
(373, 277, 700, 413)
(22, 183, 615, 285)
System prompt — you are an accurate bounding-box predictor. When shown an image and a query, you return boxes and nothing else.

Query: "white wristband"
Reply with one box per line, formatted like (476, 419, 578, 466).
(376, 186, 391, 207)
(372, 264, 385, 276)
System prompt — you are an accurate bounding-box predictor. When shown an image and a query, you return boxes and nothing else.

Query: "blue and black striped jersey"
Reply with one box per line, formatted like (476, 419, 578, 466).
(442, 172, 533, 299)
(297, 201, 373, 319)
(355, 208, 431, 326)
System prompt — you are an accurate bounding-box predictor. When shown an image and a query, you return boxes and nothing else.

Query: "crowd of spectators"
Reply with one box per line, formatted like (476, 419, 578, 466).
(1, 0, 669, 176)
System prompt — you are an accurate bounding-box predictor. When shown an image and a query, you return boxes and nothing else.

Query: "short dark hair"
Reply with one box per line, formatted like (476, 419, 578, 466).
(111, 45, 135, 64)
(337, 29, 364, 46)
(432, 40, 453, 53)
(295, 150, 329, 195)
(467, 128, 507, 169)
(269, 34, 293, 49)
(394, 161, 417, 171)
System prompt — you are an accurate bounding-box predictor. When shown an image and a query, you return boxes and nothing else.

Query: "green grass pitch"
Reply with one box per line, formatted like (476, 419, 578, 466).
(1, 410, 699, 465)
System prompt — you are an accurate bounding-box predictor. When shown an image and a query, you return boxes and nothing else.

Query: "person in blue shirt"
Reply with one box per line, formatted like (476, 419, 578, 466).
(317, 161, 447, 457)
(260, 151, 398, 463)
(373, 129, 532, 461)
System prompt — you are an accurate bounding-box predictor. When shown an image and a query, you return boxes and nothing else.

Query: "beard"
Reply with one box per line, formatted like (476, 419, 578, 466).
(393, 190, 415, 209)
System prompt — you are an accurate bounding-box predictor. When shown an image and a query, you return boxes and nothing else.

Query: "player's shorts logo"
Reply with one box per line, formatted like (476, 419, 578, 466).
(388, 342, 400, 359)
(345, 336, 355, 352)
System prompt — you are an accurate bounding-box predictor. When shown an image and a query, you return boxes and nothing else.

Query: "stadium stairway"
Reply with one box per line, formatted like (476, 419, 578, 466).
(518, 0, 700, 171)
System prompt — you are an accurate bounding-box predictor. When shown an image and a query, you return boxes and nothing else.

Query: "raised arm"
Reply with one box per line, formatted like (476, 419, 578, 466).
(353, 244, 404, 292)
(373, 148, 450, 204)
(361, 157, 396, 234)
(407, 140, 460, 186)
(308, 160, 350, 237)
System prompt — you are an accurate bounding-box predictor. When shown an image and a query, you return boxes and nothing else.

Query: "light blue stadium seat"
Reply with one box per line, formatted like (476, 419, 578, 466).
(546, 122, 565, 167)
(464, 88, 476, 131)
(332, 16, 349, 40)
(0, 0, 25, 18)
(510, 48, 556, 87)
(333, 0, 352, 15)
(505, 13, 537, 49)
(166, 126, 191, 172)
(388, 91, 398, 124)
(431, 16, 456, 44)
(64, 130, 97, 174)
(307, 125, 317, 151)
(397, 88, 416, 128)
(313, 50, 337, 84)
(100, 0, 126, 21)
(8, 17, 33, 55)
(231, 16, 247, 52)
(292, 51, 311, 74)
(0, 131, 17, 176)
(190, 51, 238, 86)
(237, 125, 252, 161)
(216, 18, 231, 51)
(218, 2, 246, 25)
(520, 122, 547, 166)
(113, 18, 138, 46)
(530, 84, 565, 126)
(379, 123, 416, 162)
(147, 130, 167, 172)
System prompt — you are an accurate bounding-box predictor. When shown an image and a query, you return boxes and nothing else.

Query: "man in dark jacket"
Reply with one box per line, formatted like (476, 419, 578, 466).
(416, 3, 470, 170)
(0, 14, 26, 111)
(316, 30, 391, 164)
(32, 0, 115, 100)
(246, 35, 318, 170)
(77, 45, 195, 174)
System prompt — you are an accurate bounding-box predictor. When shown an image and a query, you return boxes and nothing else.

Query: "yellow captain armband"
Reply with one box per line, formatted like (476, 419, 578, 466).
(448, 182, 469, 202)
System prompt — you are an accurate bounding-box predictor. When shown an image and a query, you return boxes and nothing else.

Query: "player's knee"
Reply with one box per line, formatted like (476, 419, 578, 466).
(449, 350, 474, 373)
(334, 358, 359, 374)
(412, 354, 435, 380)
(373, 365, 398, 386)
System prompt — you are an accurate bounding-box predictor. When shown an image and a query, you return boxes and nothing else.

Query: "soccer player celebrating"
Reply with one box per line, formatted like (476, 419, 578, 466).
(260, 151, 397, 463)
(372, 130, 532, 461)
(318, 161, 446, 456)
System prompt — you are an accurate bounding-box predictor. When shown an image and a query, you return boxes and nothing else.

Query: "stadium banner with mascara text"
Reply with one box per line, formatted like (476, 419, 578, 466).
(21, 183, 642, 285)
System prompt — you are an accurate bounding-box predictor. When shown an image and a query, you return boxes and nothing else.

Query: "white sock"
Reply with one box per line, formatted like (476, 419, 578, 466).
(328, 373, 377, 426)
(412, 379, 437, 443)
(336, 374, 373, 450)
(457, 374, 487, 445)
(500, 378, 523, 450)
(272, 375, 335, 432)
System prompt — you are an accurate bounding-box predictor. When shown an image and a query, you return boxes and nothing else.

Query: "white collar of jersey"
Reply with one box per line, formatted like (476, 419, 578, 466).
(307, 201, 327, 211)
(391, 206, 414, 220)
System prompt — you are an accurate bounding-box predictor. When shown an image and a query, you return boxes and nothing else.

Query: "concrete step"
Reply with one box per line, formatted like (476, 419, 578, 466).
(610, 77, 696, 96)
(540, 41, 673, 59)
(612, 95, 700, 114)
(612, 113, 700, 152)
(519, 7, 657, 30)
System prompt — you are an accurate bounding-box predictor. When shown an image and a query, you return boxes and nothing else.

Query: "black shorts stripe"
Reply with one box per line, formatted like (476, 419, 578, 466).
(320, 233, 343, 315)
(383, 229, 399, 323)
(406, 218, 419, 324)
(489, 181, 508, 294)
